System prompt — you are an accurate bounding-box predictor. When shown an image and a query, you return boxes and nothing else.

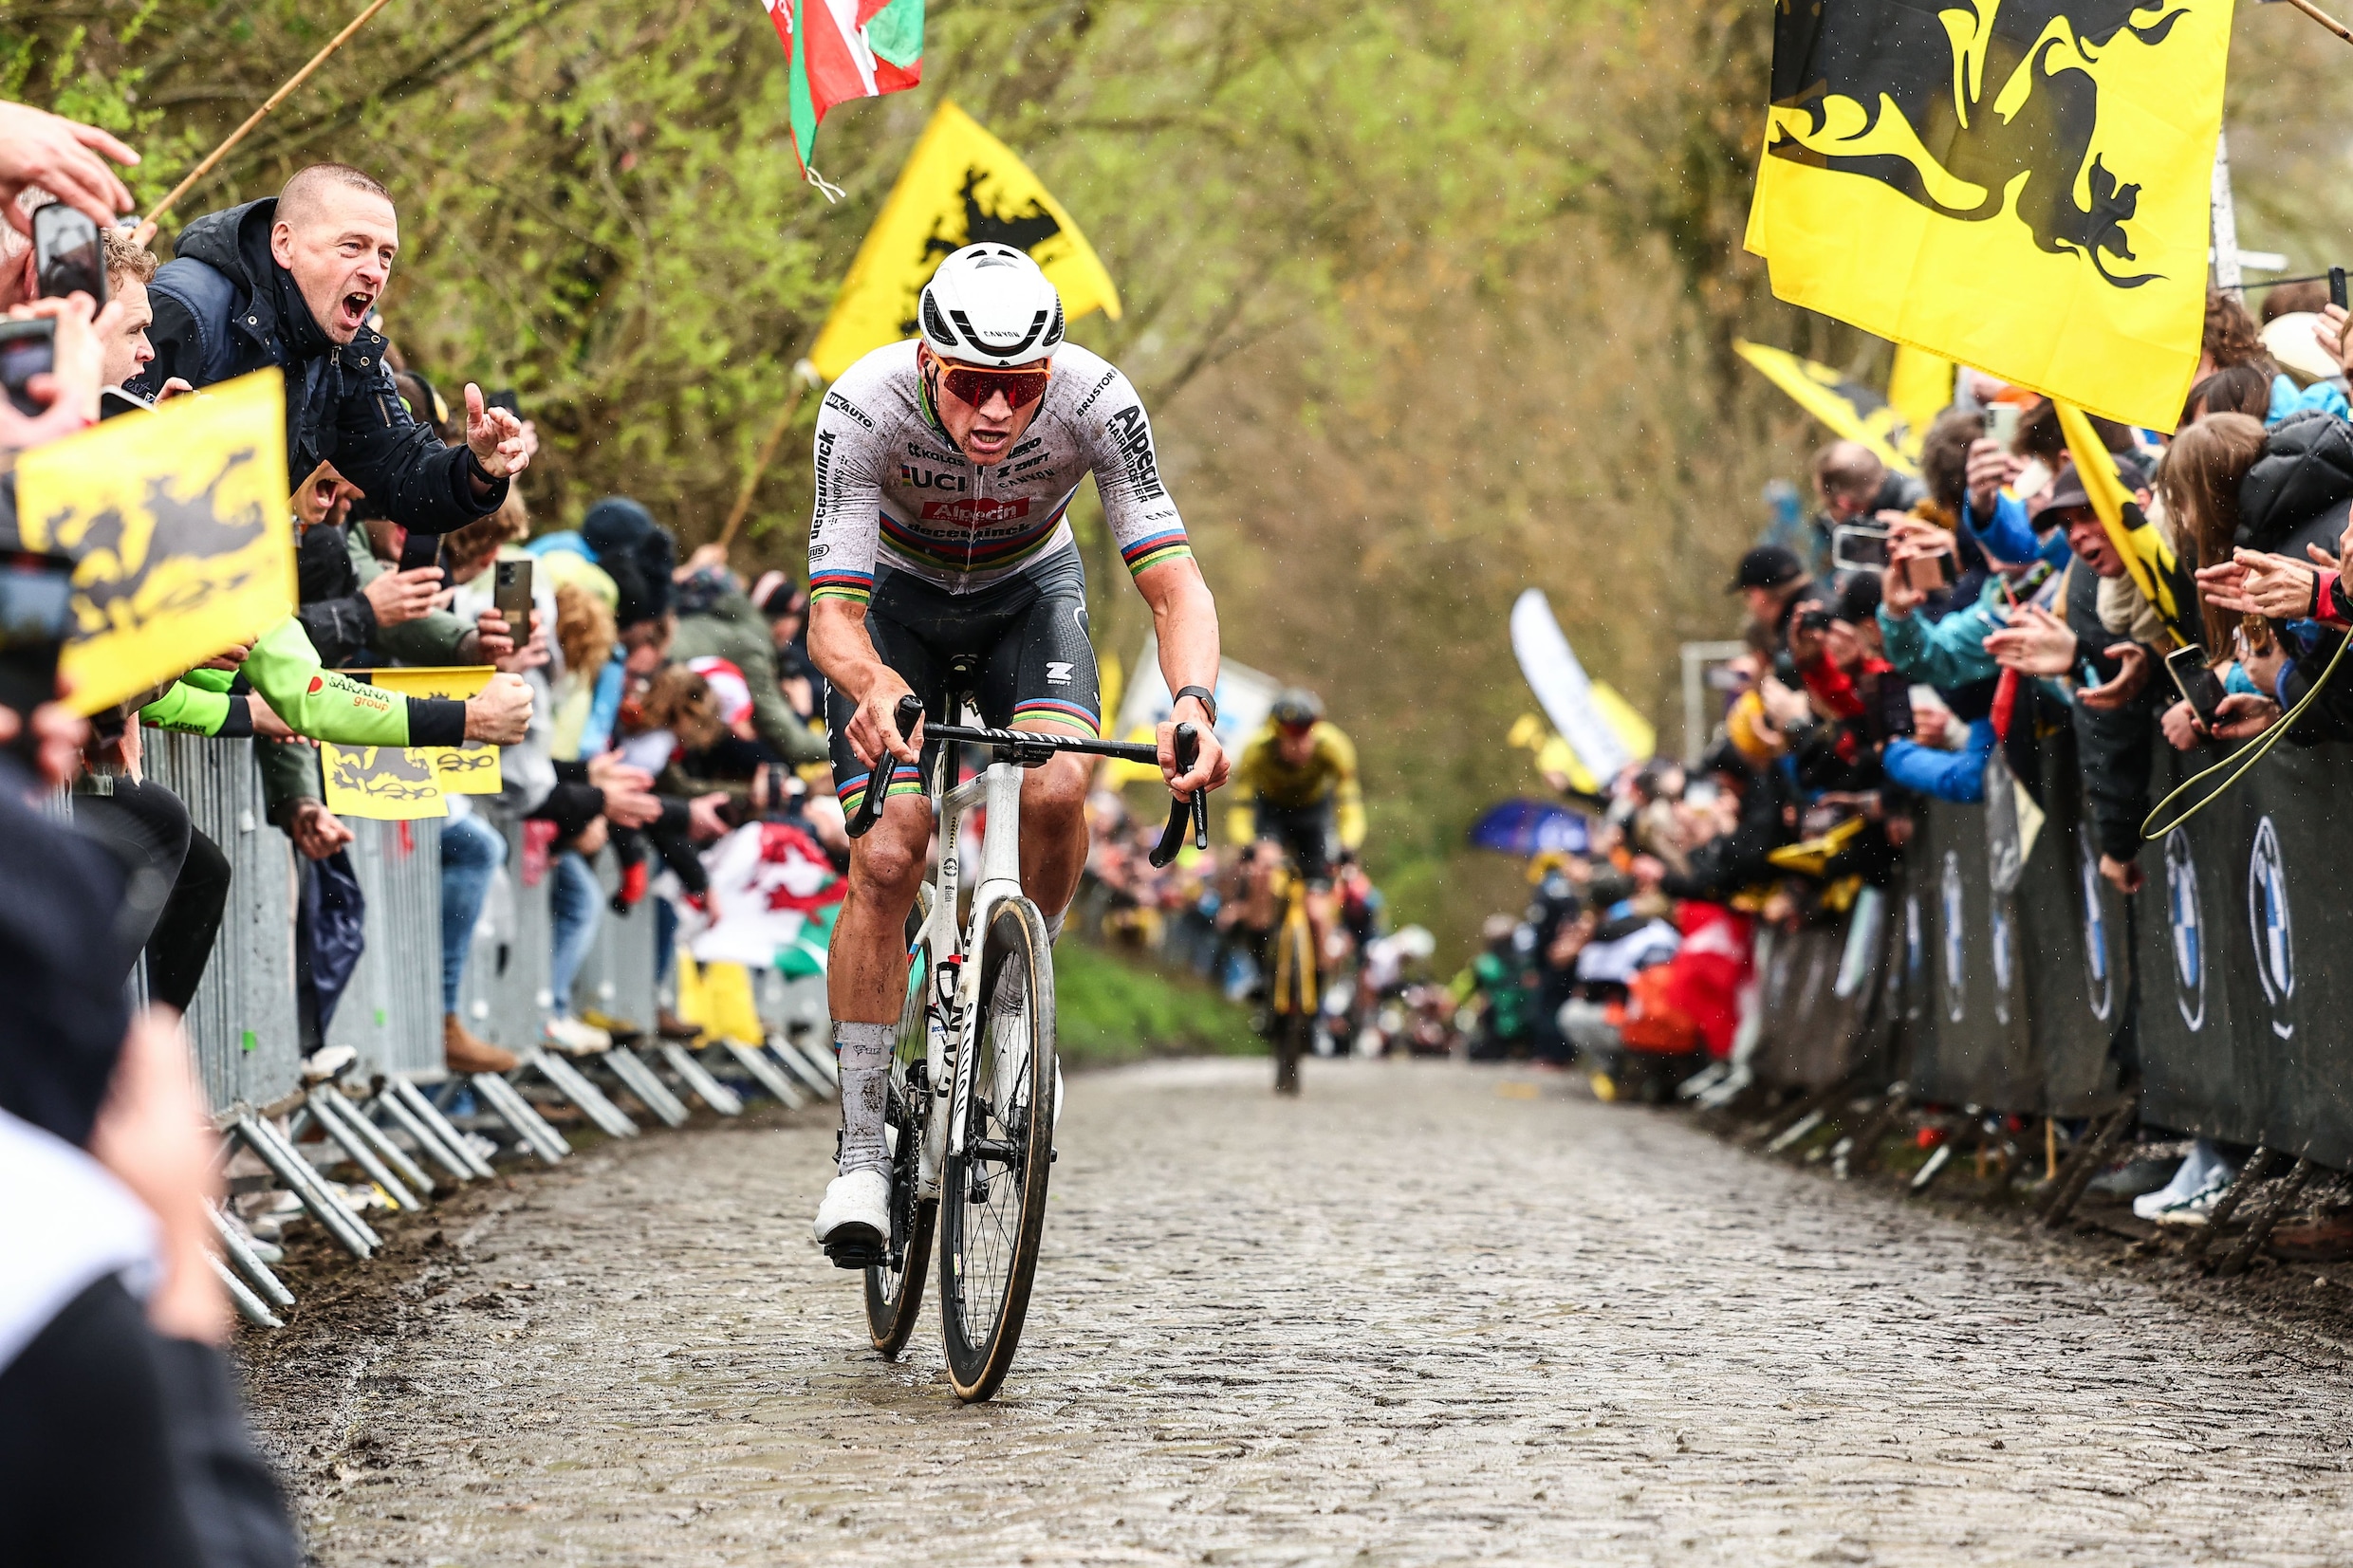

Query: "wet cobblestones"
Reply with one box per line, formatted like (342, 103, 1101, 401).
(250, 1059, 2353, 1566)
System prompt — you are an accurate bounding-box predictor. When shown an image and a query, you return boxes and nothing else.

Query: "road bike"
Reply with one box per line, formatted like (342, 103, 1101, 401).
(845, 692, 1207, 1401)
(1268, 860, 1316, 1096)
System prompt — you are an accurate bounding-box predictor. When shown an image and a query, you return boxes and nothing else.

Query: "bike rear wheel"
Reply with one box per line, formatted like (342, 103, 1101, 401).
(1273, 907, 1315, 1096)
(865, 884, 937, 1356)
(937, 896, 1056, 1402)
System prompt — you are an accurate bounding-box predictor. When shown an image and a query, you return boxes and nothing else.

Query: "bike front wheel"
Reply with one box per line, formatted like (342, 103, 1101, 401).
(938, 896, 1056, 1402)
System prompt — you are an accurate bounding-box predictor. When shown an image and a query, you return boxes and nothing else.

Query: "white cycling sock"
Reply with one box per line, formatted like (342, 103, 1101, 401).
(834, 1021, 896, 1176)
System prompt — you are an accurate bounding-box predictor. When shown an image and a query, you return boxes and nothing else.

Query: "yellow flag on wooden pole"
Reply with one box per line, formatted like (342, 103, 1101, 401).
(1746, 0, 2236, 433)
(807, 101, 1120, 381)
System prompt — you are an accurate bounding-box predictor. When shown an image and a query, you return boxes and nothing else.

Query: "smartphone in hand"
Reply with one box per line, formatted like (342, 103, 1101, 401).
(397, 526, 442, 575)
(0, 551, 76, 764)
(0, 319, 56, 417)
(2164, 643, 2228, 730)
(32, 204, 105, 305)
(492, 558, 533, 628)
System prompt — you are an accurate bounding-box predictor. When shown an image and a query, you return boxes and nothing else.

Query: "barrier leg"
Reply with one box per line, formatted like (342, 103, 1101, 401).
(1748, 1071, 1862, 1148)
(765, 1035, 835, 1100)
(718, 1039, 806, 1108)
(372, 1084, 474, 1184)
(2215, 1155, 2314, 1278)
(2034, 1098, 2139, 1229)
(307, 1088, 424, 1208)
(1909, 1142, 1955, 1192)
(602, 1047, 691, 1128)
(211, 1253, 283, 1329)
(1835, 1083, 1908, 1180)
(395, 1079, 497, 1180)
(232, 1116, 380, 1258)
(783, 1034, 840, 1092)
(209, 1204, 294, 1312)
(659, 1043, 744, 1116)
(525, 1049, 640, 1139)
(2184, 1147, 2279, 1262)
(469, 1071, 572, 1163)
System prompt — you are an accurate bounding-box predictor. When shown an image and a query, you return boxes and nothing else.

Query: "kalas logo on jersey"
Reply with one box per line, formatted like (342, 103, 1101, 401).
(2248, 816, 2294, 1041)
(2165, 829, 2205, 1032)
(920, 495, 1033, 525)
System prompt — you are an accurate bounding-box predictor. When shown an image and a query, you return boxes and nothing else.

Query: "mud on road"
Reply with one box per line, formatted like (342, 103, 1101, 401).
(244, 1059, 2353, 1566)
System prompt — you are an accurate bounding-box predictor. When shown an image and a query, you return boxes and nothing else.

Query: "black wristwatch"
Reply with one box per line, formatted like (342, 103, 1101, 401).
(1174, 684, 1219, 727)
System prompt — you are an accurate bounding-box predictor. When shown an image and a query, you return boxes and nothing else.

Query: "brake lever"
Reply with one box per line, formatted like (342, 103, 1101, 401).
(1148, 722, 1206, 869)
(845, 694, 926, 839)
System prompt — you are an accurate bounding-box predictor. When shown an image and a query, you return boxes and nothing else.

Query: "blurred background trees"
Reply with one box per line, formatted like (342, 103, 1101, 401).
(1, 0, 2334, 939)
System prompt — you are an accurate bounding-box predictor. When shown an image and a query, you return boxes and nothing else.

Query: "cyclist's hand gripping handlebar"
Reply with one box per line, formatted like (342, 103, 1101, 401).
(1148, 722, 1211, 869)
(846, 694, 926, 839)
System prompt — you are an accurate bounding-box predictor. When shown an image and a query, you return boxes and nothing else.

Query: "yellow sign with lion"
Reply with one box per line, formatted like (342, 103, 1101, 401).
(12, 370, 295, 713)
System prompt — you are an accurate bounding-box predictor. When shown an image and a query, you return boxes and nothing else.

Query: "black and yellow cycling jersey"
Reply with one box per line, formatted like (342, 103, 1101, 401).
(1229, 718, 1366, 851)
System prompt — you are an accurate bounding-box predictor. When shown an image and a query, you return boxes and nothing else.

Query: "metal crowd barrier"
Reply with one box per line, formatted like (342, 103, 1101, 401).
(119, 732, 831, 1333)
(142, 731, 303, 1115)
(338, 818, 446, 1082)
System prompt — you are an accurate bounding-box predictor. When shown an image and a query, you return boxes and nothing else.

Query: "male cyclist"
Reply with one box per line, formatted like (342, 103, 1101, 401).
(1231, 688, 1364, 967)
(806, 244, 1229, 1260)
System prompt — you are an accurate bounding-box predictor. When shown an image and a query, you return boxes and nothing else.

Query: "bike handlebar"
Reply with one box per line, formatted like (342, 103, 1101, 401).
(843, 694, 1210, 863)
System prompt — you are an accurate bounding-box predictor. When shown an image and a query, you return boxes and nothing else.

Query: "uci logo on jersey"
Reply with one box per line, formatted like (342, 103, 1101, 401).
(901, 464, 969, 493)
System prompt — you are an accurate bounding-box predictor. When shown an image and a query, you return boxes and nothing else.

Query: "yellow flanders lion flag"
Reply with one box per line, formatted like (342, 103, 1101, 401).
(2055, 399, 2198, 647)
(322, 744, 447, 821)
(363, 666, 503, 795)
(807, 101, 1121, 380)
(12, 369, 294, 713)
(1732, 341, 1919, 474)
(1747, 0, 2236, 433)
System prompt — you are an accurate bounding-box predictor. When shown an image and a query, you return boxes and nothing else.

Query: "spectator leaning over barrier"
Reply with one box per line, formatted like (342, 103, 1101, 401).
(2192, 408, 2353, 746)
(1812, 438, 1928, 574)
(129, 163, 529, 528)
(1727, 543, 1826, 655)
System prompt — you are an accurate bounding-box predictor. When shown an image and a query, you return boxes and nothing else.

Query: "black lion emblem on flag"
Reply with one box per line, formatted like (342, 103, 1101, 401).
(1768, 0, 2191, 288)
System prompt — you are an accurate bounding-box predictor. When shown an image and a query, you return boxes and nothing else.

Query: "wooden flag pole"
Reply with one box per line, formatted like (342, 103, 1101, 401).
(2282, 0, 2353, 46)
(714, 360, 823, 554)
(131, 0, 398, 248)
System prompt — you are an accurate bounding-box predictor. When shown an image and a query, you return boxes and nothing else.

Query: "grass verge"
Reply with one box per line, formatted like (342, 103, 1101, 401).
(1053, 943, 1265, 1068)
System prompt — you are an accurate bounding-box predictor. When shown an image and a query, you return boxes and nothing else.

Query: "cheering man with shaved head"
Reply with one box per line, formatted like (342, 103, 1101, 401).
(131, 162, 528, 534)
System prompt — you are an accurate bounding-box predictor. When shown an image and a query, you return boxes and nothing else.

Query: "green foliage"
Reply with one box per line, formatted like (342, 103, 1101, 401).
(1052, 942, 1260, 1066)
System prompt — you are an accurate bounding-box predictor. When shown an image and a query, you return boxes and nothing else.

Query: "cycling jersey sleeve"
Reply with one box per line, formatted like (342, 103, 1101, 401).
(1075, 367, 1192, 581)
(1324, 729, 1367, 850)
(806, 368, 891, 608)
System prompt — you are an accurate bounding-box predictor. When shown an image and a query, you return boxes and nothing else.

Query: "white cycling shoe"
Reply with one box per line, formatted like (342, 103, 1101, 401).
(813, 1167, 891, 1267)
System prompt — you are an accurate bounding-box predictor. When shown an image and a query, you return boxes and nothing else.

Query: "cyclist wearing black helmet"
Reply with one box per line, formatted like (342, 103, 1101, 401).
(1232, 687, 1363, 962)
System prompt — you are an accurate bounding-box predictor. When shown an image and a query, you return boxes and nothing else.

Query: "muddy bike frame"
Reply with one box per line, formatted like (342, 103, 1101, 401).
(848, 694, 1208, 1193)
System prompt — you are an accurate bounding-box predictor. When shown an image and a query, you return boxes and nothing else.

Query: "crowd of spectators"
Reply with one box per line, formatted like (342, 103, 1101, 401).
(1454, 286, 2353, 1198)
(0, 100, 852, 1563)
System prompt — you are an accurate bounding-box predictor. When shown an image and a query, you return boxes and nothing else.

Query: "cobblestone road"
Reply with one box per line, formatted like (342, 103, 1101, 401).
(252, 1059, 2353, 1566)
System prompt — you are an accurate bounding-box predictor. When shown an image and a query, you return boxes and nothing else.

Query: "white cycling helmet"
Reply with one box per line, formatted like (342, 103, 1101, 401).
(917, 244, 1065, 367)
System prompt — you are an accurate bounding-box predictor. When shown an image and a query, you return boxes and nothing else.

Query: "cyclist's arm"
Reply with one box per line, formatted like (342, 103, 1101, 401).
(1083, 367, 1225, 795)
(805, 377, 911, 769)
(1134, 557, 1227, 795)
(1325, 728, 1366, 849)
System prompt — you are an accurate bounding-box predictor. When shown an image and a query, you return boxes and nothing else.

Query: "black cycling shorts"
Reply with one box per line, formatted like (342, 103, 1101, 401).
(1255, 797, 1339, 887)
(824, 548, 1101, 818)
